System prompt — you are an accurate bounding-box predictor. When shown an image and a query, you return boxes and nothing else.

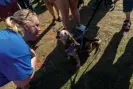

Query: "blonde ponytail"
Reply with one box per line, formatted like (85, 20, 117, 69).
(5, 16, 20, 33)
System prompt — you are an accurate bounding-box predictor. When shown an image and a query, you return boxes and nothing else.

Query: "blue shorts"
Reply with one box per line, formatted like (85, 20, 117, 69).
(0, 29, 33, 87)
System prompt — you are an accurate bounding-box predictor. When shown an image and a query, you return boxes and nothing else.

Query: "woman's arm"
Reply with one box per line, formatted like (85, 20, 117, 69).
(13, 49, 37, 89)
(30, 48, 37, 69)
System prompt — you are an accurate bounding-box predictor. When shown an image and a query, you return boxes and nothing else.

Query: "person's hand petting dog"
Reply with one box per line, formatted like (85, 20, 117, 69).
(30, 48, 37, 69)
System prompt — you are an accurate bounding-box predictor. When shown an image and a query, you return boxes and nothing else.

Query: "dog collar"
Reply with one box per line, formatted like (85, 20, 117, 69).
(64, 34, 83, 55)
(65, 44, 78, 55)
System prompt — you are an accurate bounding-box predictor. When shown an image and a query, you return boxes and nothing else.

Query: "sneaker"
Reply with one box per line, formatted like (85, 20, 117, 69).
(122, 20, 131, 32)
(76, 24, 86, 32)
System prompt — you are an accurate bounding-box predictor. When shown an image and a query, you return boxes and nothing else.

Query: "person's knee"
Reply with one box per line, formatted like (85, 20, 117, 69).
(56, 0, 69, 12)
(58, 5, 69, 16)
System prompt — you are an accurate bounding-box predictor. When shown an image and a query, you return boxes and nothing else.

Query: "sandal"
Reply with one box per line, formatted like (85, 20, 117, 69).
(52, 18, 56, 25)
(122, 20, 131, 32)
(56, 17, 61, 22)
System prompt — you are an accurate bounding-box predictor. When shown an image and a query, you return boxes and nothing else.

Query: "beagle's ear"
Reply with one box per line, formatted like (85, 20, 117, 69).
(64, 31, 70, 37)
(56, 30, 60, 34)
(64, 31, 68, 36)
(56, 30, 61, 36)
(64, 31, 71, 40)
(56, 30, 61, 39)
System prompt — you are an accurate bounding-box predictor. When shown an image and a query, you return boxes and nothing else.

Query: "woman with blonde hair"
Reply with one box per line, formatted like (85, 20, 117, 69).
(0, 9, 40, 89)
(48, 0, 86, 32)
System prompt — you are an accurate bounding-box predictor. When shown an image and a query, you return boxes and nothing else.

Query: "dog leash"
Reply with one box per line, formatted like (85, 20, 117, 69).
(80, 0, 103, 50)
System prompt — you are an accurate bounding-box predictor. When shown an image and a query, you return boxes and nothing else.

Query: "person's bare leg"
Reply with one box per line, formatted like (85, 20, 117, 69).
(53, 3, 61, 21)
(125, 12, 131, 20)
(44, 0, 56, 20)
(69, 0, 80, 24)
(55, 0, 71, 31)
(69, 0, 86, 32)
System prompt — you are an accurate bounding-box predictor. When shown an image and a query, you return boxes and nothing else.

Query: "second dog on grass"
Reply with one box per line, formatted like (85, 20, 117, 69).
(56, 30, 101, 68)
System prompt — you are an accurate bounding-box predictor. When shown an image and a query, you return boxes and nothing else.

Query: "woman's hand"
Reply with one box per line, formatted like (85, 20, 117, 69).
(30, 48, 37, 69)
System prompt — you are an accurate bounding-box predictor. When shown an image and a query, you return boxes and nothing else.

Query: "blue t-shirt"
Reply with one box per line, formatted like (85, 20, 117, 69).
(0, 29, 33, 87)
(0, 0, 11, 6)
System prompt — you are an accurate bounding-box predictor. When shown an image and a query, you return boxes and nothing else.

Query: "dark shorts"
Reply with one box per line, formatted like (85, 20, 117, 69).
(123, 0, 133, 12)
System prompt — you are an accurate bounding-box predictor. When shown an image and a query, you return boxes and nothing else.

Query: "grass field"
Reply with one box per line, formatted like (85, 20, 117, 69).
(1, 0, 133, 89)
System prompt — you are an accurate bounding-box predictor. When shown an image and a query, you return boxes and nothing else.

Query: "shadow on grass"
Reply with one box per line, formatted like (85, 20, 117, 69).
(31, 34, 96, 88)
(29, 0, 112, 89)
(72, 29, 133, 89)
(32, 0, 47, 15)
(30, 40, 80, 89)
(77, 0, 109, 39)
(34, 4, 47, 15)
